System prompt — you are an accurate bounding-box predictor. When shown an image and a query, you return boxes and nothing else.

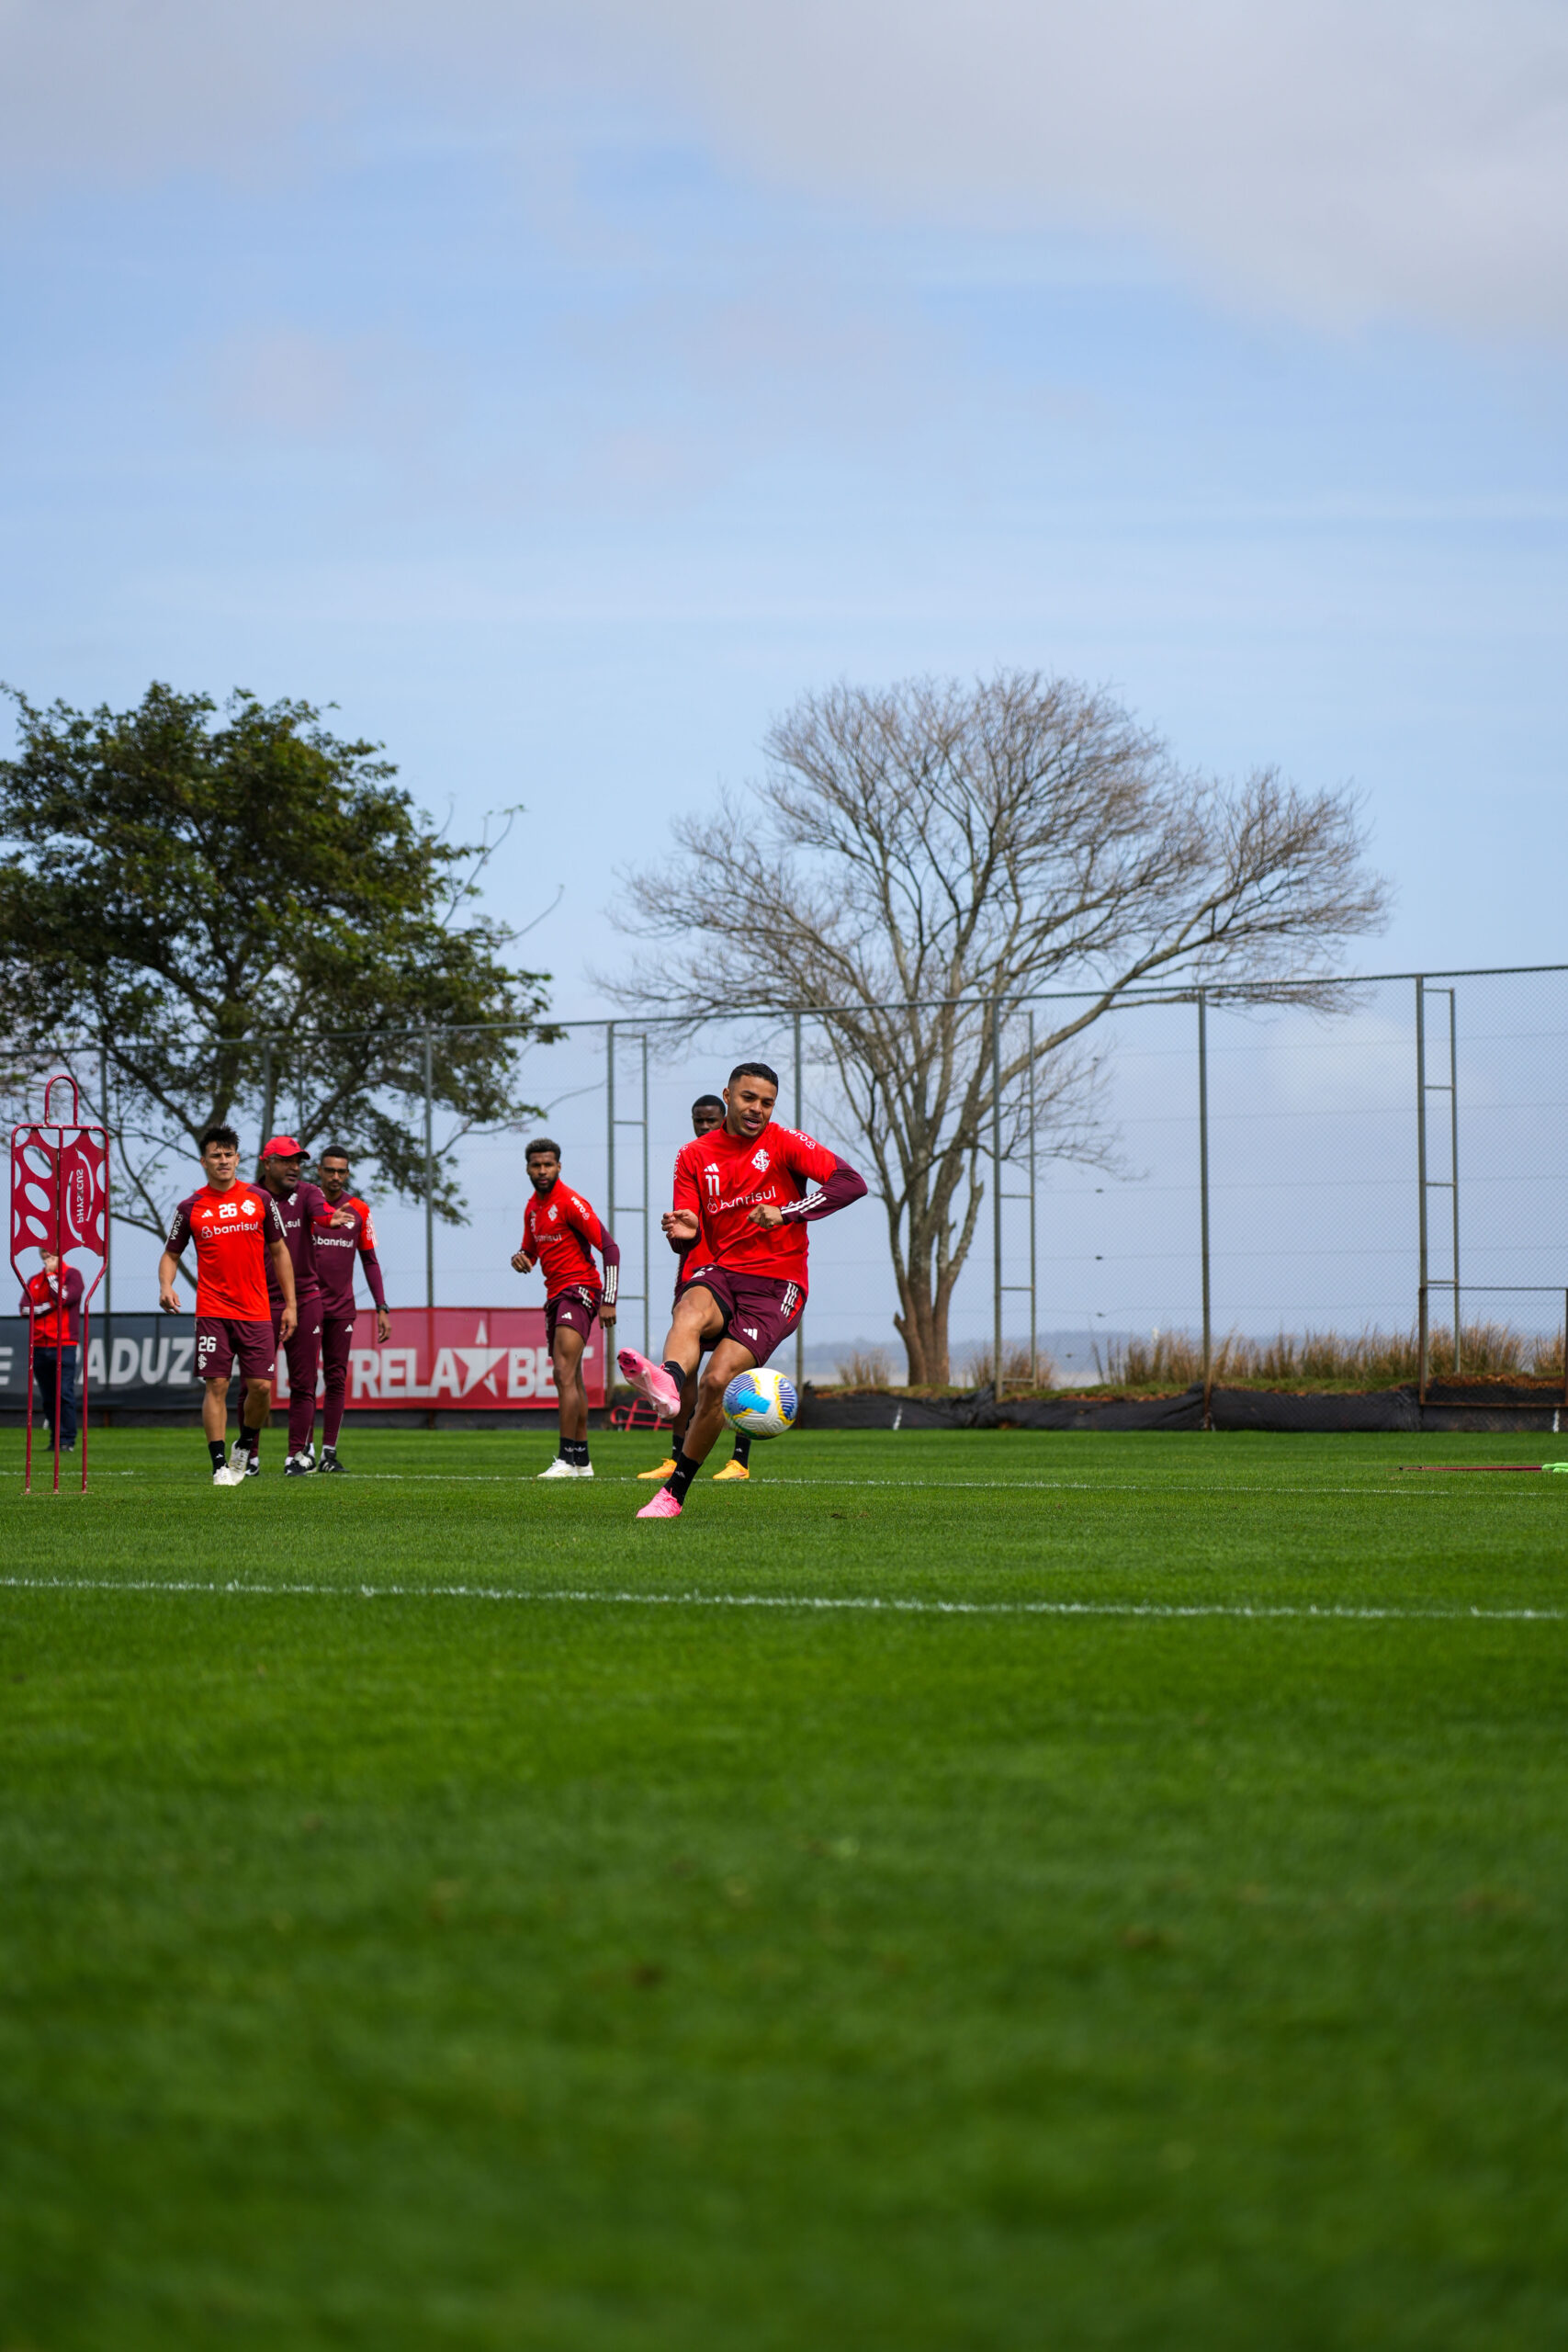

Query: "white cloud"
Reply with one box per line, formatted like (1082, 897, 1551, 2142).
(3, 0, 1567, 336)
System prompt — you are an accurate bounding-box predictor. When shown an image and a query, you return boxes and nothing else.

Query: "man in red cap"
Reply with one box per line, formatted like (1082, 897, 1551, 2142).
(256, 1136, 353, 1476)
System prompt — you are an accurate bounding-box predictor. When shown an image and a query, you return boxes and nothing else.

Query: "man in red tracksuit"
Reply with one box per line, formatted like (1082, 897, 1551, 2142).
(19, 1250, 85, 1452)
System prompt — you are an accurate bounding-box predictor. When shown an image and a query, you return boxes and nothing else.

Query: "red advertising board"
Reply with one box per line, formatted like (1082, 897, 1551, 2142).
(273, 1306, 605, 1412)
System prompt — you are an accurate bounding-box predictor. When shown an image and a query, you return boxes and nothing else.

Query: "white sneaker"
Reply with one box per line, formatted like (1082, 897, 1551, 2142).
(213, 1458, 247, 1487)
(575, 1462, 594, 1478)
(536, 1456, 579, 1479)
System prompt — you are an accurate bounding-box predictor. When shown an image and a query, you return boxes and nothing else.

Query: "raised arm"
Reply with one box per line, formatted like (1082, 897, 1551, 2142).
(777, 1155, 869, 1222)
(661, 1145, 702, 1245)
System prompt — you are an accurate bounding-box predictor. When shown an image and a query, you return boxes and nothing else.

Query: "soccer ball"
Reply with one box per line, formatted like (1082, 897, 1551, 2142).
(722, 1367, 798, 1439)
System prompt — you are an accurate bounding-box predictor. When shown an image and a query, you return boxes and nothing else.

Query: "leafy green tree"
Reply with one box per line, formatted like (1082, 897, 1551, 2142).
(0, 683, 553, 1238)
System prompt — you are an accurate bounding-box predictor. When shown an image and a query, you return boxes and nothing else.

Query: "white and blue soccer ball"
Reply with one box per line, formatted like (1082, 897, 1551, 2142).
(722, 1367, 798, 1439)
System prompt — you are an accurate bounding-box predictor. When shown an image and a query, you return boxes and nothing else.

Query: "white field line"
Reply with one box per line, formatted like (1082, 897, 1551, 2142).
(8, 1473, 1470, 1497)
(0, 1577, 1562, 1624)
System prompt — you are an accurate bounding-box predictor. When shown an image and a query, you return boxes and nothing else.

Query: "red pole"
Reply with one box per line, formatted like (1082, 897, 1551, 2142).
(23, 1283, 34, 1496)
(79, 1291, 89, 1495)
(51, 1137, 62, 1496)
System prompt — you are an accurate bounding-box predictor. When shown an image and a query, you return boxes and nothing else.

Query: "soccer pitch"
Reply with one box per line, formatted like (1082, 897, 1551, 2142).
(4, 1430, 1567, 2350)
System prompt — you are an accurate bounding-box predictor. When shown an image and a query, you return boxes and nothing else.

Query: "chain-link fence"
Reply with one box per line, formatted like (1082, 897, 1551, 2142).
(32, 965, 1568, 1392)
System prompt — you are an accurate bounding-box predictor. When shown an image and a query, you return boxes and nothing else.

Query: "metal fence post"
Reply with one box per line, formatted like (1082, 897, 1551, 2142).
(1448, 987, 1461, 1375)
(1027, 1011, 1037, 1388)
(794, 1009, 805, 1397)
(423, 1028, 434, 1310)
(1198, 990, 1213, 1428)
(640, 1028, 651, 1361)
(992, 1012, 1004, 1404)
(605, 1021, 615, 1297)
(1416, 978, 1429, 1401)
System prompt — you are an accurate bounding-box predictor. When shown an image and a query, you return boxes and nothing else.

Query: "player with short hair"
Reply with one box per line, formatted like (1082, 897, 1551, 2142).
(511, 1138, 620, 1479)
(311, 1148, 391, 1475)
(637, 1091, 758, 1485)
(158, 1125, 298, 1486)
(255, 1136, 354, 1476)
(620, 1063, 867, 1520)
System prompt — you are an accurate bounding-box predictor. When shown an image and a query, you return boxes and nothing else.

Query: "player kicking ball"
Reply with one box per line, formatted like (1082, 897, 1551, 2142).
(158, 1125, 299, 1485)
(620, 1062, 866, 1520)
(638, 1091, 758, 1487)
(511, 1138, 620, 1478)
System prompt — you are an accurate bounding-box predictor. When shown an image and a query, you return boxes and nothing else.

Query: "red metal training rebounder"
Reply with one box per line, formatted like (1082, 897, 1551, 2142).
(8, 1074, 109, 1494)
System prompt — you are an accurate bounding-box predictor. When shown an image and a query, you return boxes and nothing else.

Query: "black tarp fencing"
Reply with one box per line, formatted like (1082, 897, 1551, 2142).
(796, 1382, 1568, 1434)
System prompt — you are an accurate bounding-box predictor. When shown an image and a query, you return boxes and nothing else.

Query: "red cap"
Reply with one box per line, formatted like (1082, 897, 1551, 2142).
(261, 1135, 305, 1159)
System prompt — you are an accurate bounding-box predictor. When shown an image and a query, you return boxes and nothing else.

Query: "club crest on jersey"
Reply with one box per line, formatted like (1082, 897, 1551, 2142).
(547, 1206, 558, 1222)
(751, 1148, 770, 1171)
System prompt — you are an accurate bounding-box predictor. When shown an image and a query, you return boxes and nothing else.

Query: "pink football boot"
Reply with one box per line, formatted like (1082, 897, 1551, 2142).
(618, 1349, 682, 1419)
(636, 1488, 682, 1520)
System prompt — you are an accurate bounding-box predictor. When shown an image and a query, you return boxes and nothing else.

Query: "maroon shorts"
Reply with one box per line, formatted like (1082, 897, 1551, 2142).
(546, 1285, 601, 1346)
(677, 1265, 804, 1367)
(194, 1317, 276, 1384)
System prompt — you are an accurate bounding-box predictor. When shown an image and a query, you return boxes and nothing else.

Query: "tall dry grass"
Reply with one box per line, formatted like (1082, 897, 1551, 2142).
(962, 1342, 1059, 1390)
(1098, 1323, 1565, 1387)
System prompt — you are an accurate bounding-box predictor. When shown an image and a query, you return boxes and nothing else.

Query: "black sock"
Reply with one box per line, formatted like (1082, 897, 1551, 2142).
(564, 1439, 590, 1466)
(234, 1429, 255, 1461)
(209, 1439, 227, 1469)
(663, 1360, 686, 1393)
(732, 1430, 752, 1465)
(667, 1447, 699, 1503)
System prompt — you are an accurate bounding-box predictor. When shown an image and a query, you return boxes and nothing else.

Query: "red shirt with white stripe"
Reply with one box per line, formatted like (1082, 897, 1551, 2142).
(671, 1122, 857, 1289)
(521, 1181, 620, 1305)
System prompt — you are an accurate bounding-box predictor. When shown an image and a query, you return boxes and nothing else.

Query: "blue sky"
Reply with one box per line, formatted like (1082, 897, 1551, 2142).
(3, 0, 1565, 1017)
(3, 2, 1566, 1340)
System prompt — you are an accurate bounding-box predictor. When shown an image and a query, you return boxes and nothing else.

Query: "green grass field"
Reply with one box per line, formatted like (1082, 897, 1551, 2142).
(4, 1426, 1567, 2350)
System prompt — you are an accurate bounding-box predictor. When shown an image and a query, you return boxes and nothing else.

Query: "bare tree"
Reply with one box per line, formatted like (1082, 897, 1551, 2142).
(608, 673, 1388, 1384)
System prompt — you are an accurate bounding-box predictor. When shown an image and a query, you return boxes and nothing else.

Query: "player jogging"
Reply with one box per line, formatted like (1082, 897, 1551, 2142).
(510, 1138, 620, 1479)
(637, 1091, 760, 1487)
(158, 1125, 298, 1487)
(311, 1148, 391, 1475)
(255, 1136, 354, 1476)
(619, 1062, 867, 1521)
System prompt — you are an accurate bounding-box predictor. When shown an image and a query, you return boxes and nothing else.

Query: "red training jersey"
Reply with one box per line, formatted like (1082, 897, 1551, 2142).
(167, 1182, 287, 1321)
(21, 1265, 85, 1346)
(671, 1121, 840, 1286)
(521, 1180, 619, 1304)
